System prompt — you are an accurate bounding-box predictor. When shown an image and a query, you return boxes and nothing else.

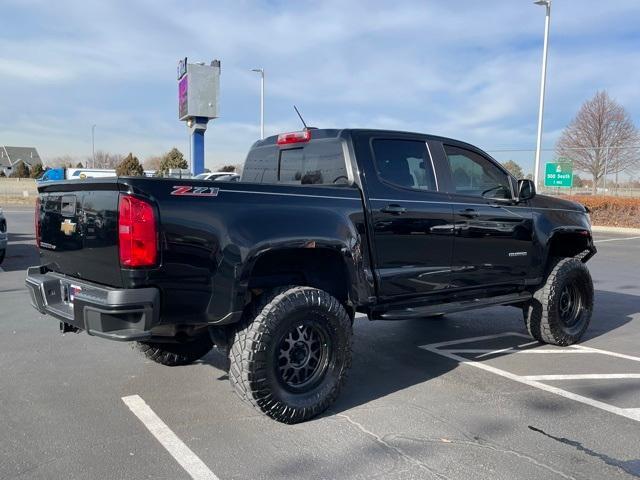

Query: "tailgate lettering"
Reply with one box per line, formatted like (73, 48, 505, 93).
(171, 186, 219, 197)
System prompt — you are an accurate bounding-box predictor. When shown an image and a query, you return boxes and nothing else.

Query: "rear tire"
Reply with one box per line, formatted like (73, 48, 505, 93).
(229, 286, 352, 424)
(136, 334, 213, 366)
(525, 257, 593, 345)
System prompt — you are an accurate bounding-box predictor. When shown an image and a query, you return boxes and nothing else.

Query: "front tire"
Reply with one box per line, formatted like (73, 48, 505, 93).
(229, 286, 352, 424)
(525, 257, 594, 345)
(136, 334, 213, 366)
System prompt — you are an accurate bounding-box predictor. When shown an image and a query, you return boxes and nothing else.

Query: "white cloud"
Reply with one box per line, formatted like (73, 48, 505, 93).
(0, 0, 638, 176)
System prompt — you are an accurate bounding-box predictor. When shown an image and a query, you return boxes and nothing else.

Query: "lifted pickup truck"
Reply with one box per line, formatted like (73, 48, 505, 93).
(27, 128, 596, 423)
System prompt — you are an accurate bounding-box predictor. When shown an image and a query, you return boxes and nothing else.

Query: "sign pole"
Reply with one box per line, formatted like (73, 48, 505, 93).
(189, 117, 208, 175)
(177, 57, 220, 177)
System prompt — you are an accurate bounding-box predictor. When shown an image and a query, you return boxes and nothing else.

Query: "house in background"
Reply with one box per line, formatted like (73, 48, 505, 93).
(0, 146, 43, 176)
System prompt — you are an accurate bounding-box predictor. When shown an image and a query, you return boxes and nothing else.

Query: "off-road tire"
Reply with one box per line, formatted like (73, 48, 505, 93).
(525, 257, 593, 345)
(229, 286, 352, 424)
(136, 334, 213, 366)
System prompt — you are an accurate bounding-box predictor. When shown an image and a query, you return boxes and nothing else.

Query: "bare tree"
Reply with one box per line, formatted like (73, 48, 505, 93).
(143, 155, 163, 171)
(90, 151, 123, 169)
(556, 91, 639, 194)
(46, 155, 76, 167)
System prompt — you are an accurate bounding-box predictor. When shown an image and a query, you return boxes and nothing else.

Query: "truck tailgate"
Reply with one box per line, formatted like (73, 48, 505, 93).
(37, 181, 123, 287)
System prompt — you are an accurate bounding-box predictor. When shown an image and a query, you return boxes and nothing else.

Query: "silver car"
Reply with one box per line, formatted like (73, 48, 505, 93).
(0, 208, 6, 265)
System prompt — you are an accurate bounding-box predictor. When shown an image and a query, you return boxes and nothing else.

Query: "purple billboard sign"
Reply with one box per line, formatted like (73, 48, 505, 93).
(178, 76, 188, 119)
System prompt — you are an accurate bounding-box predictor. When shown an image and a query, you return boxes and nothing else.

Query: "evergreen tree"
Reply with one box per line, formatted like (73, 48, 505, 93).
(10, 162, 30, 178)
(30, 163, 45, 179)
(116, 153, 144, 177)
(501, 160, 524, 179)
(157, 148, 187, 176)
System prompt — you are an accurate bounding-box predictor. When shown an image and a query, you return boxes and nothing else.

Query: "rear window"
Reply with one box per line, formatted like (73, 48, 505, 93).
(242, 140, 348, 185)
(241, 147, 278, 183)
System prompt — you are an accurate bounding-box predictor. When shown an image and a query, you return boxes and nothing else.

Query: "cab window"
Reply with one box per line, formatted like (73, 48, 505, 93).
(372, 139, 437, 191)
(241, 147, 277, 183)
(278, 141, 348, 185)
(444, 145, 511, 199)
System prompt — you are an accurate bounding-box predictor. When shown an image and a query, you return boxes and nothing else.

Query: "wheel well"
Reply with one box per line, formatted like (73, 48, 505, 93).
(547, 232, 591, 261)
(247, 248, 351, 312)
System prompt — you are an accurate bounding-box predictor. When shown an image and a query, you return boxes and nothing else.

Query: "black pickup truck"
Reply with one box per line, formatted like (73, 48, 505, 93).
(26, 128, 596, 423)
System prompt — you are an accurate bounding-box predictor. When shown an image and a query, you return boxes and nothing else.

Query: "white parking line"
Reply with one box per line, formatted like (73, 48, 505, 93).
(594, 236, 640, 243)
(522, 373, 640, 381)
(122, 395, 218, 480)
(573, 344, 640, 363)
(420, 333, 640, 423)
(447, 348, 591, 357)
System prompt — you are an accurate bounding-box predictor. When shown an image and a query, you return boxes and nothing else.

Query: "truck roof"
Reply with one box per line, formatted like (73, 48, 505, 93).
(249, 128, 482, 152)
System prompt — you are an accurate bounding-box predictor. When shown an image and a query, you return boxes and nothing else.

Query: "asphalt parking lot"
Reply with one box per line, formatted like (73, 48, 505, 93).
(1, 207, 639, 480)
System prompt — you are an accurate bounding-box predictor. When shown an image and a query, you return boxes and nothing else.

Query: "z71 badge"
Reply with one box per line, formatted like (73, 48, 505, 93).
(171, 186, 220, 197)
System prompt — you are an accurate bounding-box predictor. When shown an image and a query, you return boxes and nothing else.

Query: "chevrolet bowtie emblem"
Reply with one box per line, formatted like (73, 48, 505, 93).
(60, 219, 77, 236)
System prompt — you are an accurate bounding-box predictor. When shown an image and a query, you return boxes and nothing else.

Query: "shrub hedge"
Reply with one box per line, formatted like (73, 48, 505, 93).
(566, 195, 640, 228)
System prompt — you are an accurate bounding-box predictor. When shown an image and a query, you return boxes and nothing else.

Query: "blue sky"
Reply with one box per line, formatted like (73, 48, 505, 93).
(1, 0, 639, 174)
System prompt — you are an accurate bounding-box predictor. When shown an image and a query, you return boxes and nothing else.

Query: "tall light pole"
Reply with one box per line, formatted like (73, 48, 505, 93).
(533, 0, 551, 191)
(91, 124, 96, 168)
(251, 68, 265, 139)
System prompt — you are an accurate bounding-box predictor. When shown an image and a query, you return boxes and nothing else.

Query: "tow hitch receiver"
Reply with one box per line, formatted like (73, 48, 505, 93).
(60, 322, 80, 334)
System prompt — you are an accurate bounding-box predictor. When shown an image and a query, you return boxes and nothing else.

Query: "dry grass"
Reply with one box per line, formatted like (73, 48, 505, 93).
(567, 195, 640, 228)
(0, 196, 37, 206)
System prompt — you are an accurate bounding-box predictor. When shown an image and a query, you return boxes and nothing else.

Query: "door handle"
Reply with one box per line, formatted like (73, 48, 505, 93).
(381, 204, 407, 215)
(458, 208, 479, 218)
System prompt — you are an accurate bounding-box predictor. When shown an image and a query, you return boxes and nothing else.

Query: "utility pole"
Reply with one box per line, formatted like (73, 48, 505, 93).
(252, 68, 265, 139)
(534, 0, 551, 191)
(91, 124, 96, 168)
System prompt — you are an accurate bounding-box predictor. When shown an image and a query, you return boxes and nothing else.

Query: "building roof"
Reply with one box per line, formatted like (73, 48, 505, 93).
(0, 146, 42, 168)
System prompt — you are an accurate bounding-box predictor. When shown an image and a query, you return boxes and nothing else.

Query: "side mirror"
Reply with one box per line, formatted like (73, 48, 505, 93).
(517, 179, 536, 201)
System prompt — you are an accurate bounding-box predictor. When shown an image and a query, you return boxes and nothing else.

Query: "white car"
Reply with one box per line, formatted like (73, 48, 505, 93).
(194, 172, 240, 182)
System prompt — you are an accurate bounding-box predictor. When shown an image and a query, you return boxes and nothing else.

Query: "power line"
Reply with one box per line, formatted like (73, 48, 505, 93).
(486, 145, 640, 153)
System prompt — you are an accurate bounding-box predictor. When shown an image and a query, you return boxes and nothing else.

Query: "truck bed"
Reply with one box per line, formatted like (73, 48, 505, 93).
(35, 177, 366, 326)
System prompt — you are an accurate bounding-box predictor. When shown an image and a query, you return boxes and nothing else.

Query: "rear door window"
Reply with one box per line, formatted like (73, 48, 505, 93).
(372, 139, 437, 191)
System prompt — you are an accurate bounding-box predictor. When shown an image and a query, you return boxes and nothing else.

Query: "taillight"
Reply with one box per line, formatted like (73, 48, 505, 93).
(276, 130, 311, 145)
(35, 197, 41, 248)
(118, 195, 157, 267)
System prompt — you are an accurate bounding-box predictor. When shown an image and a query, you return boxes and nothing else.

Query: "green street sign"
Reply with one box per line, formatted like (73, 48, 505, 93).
(544, 162, 573, 188)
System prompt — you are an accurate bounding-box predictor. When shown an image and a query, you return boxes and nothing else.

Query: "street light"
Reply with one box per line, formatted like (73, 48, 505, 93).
(533, 0, 551, 191)
(91, 124, 96, 168)
(251, 68, 265, 139)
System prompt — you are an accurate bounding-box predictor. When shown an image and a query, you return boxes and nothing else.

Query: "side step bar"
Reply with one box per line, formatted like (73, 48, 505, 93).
(378, 291, 532, 320)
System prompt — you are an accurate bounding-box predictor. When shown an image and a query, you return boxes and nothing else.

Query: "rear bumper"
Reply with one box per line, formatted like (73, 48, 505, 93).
(25, 266, 159, 341)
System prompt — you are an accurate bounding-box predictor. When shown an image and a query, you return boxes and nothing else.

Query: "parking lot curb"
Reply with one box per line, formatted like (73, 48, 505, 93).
(592, 225, 640, 234)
